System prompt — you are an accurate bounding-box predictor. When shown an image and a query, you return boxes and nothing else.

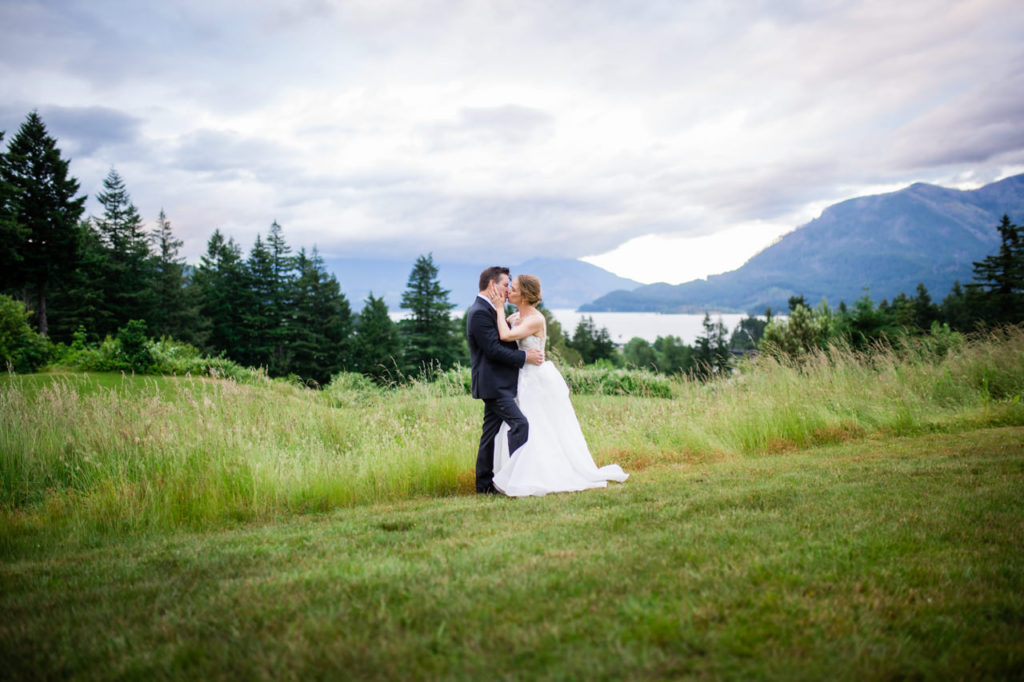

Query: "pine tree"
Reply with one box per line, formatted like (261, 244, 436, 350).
(912, 283, 939, 332)
(693, 313, 730, 379)
(1, 112, 87, 336)
(568, 315, 616, 364)
(0, 131, 28, 294)
(353, 293, 403, 384)
(193, 230, 247, 359)
(968, 214, 1024, 324)
(47, 219, 109, 343)
(265, 221, 296, 374)
(290, 248, 354, 385)
(940, 280, 975, 332)
(148, 209, 196, 341)
(399, 253, 459, 377)
(93, 168, 154, 333)
(241, 234, 276, 370)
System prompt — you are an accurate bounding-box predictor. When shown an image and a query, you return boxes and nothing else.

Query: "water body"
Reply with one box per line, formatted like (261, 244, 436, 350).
(390, 309, 766, 345)
(548, 310, 755, 345)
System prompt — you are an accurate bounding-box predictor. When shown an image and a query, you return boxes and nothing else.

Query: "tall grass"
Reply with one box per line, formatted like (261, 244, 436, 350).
(2, 327, 1023, 543)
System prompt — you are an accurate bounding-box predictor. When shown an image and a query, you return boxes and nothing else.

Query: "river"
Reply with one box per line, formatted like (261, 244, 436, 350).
(392, 309, 761, 345)
(548, 310, 755, 344)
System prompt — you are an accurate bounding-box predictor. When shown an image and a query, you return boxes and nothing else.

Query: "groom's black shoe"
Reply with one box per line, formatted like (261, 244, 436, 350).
(477, 484, 500, 495)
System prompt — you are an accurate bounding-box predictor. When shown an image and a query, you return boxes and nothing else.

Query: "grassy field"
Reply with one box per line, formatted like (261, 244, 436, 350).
(2, 428, 1022, 680)
(1, 328, 1023, 679)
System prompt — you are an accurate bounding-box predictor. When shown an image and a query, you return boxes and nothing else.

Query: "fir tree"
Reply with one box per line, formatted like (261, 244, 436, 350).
(93, 168, 154, 333)
(148, 209, 196, 341)
(568, 315, 616, 365)
(47, 219, 109, 343)
(353, 293, 403, 384)
(912, 283, 939, 332)
(968, 214, 1024, 324)
(940, 280, 975, 332)
(193, 230, 247, 358)
(265, 221, 296, 374)
(693, 313, 730, 379)
(290, 248, 354, 385)
(241, 234, 277, 370)
(399, 253, 459, 376)
(0, 131, 28, 294)
(1, 112, 87, 336)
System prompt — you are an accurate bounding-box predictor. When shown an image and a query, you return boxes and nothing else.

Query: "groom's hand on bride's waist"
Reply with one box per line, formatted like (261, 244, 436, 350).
(526, 348, 544, 366)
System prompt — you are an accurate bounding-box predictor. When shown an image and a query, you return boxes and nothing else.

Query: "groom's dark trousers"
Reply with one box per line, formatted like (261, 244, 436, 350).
(466, 296, 528, 492)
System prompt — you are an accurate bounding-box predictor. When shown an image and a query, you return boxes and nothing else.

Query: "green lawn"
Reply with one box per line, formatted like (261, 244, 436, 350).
(3, 427, 1022, 681)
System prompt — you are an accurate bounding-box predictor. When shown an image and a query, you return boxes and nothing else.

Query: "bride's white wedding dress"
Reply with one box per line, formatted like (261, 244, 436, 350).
(493, 324, 628, 497)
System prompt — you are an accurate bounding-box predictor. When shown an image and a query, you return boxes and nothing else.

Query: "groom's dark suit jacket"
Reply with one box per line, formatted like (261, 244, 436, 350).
(466, 296, 526, 400)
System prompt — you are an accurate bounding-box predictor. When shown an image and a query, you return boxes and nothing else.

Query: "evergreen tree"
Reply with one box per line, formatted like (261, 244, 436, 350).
(265, 220, 296, 372)
(399, 253, 459, 376)
(940, 280, 975, 332)
(93, 168, 154, 334)
(568, 315, 616, 365)
(912, 283, 939, 332)
(889, 291, 916, 330)
(842, 292, 898, 349)
(353, 293, 403, 384)
(47, 219, 109, 343)
(693, 313, 731, 379)
(0, 131, 28, 294)
(290, 248, 354, 385)
(0, 112, 86, 336)
(967, 214, 1024, 324)
(148, 209, 196, 341)
(193, 230, 247, 358)
(729, 316, 767, 350)
(241, 234, 277, 370)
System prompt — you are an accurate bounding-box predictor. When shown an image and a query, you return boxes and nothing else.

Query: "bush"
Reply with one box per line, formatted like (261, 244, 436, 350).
(324, 371, 381, 407)
(52, 329, 261, 382)
(560, 365, 675, 398)
(0, 295, 53, 373)
(117, 320, 154, 373)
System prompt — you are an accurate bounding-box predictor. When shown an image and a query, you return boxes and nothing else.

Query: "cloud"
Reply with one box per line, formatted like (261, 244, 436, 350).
(36, 105, 143, 157)
(1, 0, 1023, 284)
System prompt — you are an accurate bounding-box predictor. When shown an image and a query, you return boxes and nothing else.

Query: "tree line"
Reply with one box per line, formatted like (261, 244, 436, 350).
(0, 112, 477, 384)
(2, 110, 1022, 383)
(0, 111, 620, 384)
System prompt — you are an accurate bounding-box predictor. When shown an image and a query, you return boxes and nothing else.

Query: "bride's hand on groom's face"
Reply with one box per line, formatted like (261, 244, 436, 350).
(488, 284, 506, 309)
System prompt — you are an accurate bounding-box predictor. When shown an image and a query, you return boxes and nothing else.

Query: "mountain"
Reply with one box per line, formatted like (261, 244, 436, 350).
(322, 256, 641, 312)
(581, 174, 1024, 314)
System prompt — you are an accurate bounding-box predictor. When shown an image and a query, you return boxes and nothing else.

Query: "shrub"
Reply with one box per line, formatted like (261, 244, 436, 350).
(560, 365, 675, 398)
(0, 295, 53, 372)
(117, 320, 154, 373)
(324, 371, 381, 407)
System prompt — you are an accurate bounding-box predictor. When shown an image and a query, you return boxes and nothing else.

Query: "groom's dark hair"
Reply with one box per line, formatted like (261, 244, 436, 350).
(479, 266, 510, 292)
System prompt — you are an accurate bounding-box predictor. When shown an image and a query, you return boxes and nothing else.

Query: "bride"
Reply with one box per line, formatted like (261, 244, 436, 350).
(487, 274, 628, 497)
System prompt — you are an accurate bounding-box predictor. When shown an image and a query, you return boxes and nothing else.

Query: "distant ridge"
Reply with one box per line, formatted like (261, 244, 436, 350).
(581, 174, 1024, 314)
(321, 256, 641, 312)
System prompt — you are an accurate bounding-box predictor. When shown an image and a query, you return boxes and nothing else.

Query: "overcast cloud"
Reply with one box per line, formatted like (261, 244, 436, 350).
(1, 0, 1022, 284)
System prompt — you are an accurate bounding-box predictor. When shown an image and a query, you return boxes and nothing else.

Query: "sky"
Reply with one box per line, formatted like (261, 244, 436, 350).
(2, 0, 1023, 285)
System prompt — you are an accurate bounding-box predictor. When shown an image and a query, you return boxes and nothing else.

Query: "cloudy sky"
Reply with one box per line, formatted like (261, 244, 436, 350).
(2, 0, 1023, 284)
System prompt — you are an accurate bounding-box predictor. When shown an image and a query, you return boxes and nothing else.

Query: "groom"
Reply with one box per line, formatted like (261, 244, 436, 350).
(467, 266, 544, 494)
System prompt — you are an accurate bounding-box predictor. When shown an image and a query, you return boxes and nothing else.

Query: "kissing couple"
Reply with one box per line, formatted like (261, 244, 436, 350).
(466, 266, 629, 497)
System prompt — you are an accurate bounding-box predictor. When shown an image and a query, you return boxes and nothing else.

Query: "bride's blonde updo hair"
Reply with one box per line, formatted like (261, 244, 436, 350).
(516, 274, 542, 306)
